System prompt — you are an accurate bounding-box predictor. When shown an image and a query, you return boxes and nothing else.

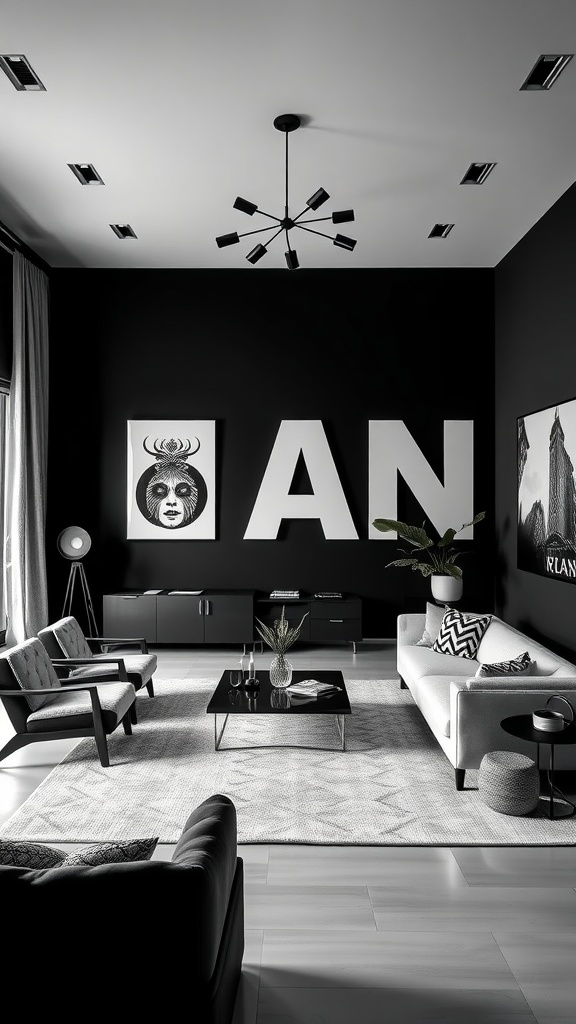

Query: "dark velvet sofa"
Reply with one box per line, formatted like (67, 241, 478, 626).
(0, 793, 244, 1023)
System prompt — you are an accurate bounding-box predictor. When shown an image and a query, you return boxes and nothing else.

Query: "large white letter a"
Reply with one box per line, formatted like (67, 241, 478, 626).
(244, 420, 358, 539)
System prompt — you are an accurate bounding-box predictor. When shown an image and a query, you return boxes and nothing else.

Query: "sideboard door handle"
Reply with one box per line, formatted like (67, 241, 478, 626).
(330, 619, 344, 623)
(198, 600, 203, 615)
(204, 600, 211, 615)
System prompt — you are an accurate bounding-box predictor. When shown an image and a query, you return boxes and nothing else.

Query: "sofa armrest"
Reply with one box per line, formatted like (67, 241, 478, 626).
(397, 613, 426, 648)
(462, 675, 576, 691)
(450, 679, 576, 769)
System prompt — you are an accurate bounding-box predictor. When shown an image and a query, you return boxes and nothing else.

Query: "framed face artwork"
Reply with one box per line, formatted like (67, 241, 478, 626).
(127, 420, 216, 539)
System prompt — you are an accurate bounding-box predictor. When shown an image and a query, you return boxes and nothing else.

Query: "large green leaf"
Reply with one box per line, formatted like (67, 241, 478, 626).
(437, 511, 485, 548)
(372, 519, 433, 549)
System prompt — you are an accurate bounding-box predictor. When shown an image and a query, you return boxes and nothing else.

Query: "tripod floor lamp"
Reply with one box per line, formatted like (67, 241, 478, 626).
(57, 526, 98, 636)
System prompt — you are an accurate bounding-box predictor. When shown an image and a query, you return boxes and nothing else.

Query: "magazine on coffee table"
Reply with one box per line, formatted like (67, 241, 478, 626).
(287, 678, 341, 698)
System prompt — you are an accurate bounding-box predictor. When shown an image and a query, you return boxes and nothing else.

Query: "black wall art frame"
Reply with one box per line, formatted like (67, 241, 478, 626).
(518, 396, 576, 582)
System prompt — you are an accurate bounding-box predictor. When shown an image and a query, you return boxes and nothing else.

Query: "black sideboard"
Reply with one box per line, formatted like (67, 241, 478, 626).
(102, 590, 362, 649)
(102, 590, 255, 645)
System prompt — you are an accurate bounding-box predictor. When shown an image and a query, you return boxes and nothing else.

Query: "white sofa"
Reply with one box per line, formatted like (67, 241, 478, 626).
(397, 608, 576, 789)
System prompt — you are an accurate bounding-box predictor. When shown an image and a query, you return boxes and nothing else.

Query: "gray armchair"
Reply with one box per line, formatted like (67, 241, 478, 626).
(0, 636, 136, 767)
(38, 615, 157, 699)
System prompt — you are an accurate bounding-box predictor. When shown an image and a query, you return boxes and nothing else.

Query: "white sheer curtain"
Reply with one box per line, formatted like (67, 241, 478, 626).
(4, 251, 49, 644)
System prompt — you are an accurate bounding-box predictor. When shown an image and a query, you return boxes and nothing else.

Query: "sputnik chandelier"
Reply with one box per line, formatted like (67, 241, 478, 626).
(215, 113, 357, 269)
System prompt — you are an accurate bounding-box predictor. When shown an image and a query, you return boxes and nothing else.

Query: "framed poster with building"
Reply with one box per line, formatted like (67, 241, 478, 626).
(127, 420, 216, 539)
(517, 397, 576, 582)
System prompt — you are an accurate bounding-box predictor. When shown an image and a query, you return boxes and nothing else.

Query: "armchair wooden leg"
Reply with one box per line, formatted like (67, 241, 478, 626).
(399, 677, 407, 689)
(146, 680, 155, 697)
(122, 711, 133, 735)
(0, 734, 30, 763)
(129, 703, 138, 724)
(93, 728, 110, 768)
(455, 768, 465, 790)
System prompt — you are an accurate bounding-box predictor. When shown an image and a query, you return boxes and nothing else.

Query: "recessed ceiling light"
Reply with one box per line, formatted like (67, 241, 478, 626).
(0, 54, 45, 91)
(428, 224, 454, 239)
(110, 224, 137, 239)
(520, 54, 573, 90)
(460, 162, 497, 185)
(68, 163, 105, 185)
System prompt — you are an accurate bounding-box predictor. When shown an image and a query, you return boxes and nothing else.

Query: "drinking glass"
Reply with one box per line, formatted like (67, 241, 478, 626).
(229, 669, 243, 688)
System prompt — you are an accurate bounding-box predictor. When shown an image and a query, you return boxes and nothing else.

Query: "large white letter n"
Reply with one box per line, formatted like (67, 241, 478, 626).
(244, 420, 358, 540)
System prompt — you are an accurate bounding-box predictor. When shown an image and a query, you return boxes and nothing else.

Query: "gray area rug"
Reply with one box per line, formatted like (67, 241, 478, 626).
(1, 678, 575, 845)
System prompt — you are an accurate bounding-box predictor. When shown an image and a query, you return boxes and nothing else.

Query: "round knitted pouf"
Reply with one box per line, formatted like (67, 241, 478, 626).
(478, 750, 540, 816)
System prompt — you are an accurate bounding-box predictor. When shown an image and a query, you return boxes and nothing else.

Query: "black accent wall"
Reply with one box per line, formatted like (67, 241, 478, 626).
(494, 181, 576, 659)
(48, 267, 495, 636)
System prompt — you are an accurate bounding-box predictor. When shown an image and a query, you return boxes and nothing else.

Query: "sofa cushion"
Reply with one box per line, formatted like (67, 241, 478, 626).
(0, 838, 67, 868)
(25, 680, 135, 731)
(61, 837, 158, 865)
(7, 638, 63, 711)
(0, 836, 158, 868)
(475, 651, 533, 677)
(45, 616, 94, 659)
(433, 608, 491, 659)
(415, 602, 447, 647)
(69, 652, 157, 687)
(398, 643, 479, 684)
(475, 619, 565, 675)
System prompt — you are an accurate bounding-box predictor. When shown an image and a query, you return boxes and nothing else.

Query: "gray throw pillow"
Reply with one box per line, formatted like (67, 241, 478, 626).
(475, 651, 533, 677)
(416, 602, 447, 647)
(60, 837, 158, 866)
(0, 836, 158, 869)
(0, 838, 67, 868)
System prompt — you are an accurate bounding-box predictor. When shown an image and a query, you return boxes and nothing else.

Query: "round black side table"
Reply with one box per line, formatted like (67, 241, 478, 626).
(500, 715, 576, 819)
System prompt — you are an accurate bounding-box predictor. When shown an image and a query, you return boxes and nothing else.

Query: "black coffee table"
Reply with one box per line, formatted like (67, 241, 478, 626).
(206, 669, 351, 751)
(501, 714, 576, 819)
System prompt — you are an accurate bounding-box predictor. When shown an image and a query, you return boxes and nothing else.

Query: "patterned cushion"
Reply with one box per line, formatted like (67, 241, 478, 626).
(0, 838, 67, 868)
(432, 608, 492, 659)
(7, 638, 62, 710)
(60, 837, 158, 866)
(476, 651, 533, 677)
(0, 836, 158, 868)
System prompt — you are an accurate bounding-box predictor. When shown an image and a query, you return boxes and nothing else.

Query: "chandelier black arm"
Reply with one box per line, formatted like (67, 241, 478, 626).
(255, 210, 283, 223)
(292, 207, 309, 223)
(294, 223, 335, 242)
(294, 216, 333, 225)
(263, 225, 285, 247)
(236, 224, 285, 240)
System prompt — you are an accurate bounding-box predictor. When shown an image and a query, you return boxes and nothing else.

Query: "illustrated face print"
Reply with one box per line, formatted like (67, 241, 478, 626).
(146, 466, 198, 528)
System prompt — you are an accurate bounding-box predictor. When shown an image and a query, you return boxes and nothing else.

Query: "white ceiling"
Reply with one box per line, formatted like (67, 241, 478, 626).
(1, 0, 576, 270)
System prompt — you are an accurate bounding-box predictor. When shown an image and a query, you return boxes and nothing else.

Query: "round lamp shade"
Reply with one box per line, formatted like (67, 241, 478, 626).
(57, 526, 91, 560)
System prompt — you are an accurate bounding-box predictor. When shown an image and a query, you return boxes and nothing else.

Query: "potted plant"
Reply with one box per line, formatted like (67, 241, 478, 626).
(255, 605, 309, 688)
(372, 511, 486, 602)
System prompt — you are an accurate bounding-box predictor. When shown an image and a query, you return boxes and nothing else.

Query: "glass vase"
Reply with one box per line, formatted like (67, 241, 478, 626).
(269, 653, 293, 688)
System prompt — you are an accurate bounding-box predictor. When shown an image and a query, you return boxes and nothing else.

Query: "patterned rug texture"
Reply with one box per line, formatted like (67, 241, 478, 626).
(1, 678, 575, 845)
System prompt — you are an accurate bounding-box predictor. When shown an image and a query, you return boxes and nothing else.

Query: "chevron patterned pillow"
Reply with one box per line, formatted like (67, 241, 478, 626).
(432, 607, 492, 659)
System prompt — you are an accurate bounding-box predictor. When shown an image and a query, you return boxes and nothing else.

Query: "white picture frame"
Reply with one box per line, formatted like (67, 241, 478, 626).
(127, 419, 216, 539)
